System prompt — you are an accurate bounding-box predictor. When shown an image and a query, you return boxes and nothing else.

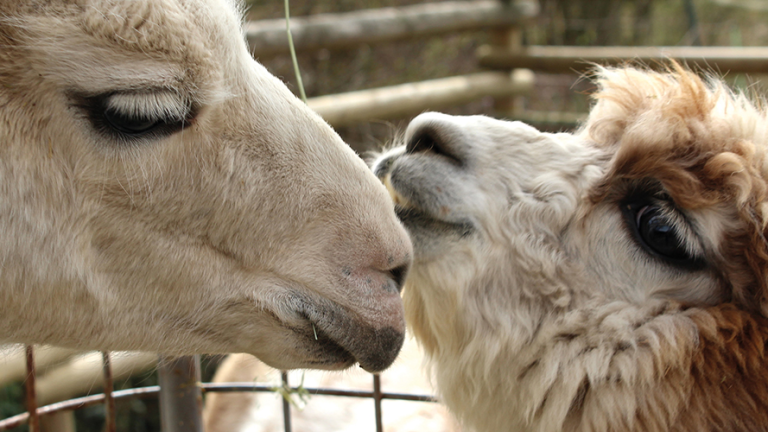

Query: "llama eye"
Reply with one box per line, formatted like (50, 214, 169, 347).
(635, 206, 690, 260)
(621, 194, 706, 270)
(75, 91, 194, 141)
(103, 108, 162, 135)
(636, 206, 689, 260)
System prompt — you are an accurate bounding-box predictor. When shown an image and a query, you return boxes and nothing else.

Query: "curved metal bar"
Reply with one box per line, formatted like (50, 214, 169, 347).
(0, 381, 438, 431)
(0, 387, 161, 431)
(199, 382, 437, 401)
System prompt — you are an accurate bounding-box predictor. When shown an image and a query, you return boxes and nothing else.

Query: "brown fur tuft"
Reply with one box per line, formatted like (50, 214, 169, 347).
(681, 305, 768, 431)
(585, 64, 768, 317)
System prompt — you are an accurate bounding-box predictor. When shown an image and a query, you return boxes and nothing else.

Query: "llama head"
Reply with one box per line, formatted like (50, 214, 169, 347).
(373, 65, 768, 357)
(0, 0, 412, 373)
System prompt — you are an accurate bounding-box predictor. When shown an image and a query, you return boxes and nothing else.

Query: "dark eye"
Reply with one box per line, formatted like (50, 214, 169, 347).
(635, 205, 690, 260)
(103, 108, 161, 135)
(621, 196, 705, 270)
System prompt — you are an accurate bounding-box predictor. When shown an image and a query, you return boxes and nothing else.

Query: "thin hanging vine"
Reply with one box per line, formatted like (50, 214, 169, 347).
(284, 0, 307, 103)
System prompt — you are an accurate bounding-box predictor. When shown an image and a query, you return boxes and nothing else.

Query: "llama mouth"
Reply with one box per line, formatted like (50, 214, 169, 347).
(299, 320, 357, 369)
(395, 205, 474, 238)
(296, 302, 404, 373)
(382, 172, 474, 237)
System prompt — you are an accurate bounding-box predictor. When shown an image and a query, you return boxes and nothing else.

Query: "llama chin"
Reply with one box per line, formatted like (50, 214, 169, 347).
(373, 64, 768, 432)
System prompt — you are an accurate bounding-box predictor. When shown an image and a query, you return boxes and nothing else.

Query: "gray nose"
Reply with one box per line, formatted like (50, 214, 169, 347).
(405, 113, 467, 166)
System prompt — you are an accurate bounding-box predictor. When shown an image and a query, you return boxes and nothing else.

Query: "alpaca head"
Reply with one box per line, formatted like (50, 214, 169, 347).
(374, 66, 768, 357)
(373, 68, 768, 432)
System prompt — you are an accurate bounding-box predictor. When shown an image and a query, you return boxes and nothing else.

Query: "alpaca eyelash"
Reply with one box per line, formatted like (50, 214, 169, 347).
(72, 91, 196, 143)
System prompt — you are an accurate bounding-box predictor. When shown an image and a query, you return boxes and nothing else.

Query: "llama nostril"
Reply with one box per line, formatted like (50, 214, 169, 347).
(406, 126, 462, 165)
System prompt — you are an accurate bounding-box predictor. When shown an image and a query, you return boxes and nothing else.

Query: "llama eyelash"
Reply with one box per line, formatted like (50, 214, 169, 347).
(621, 194, 706, 270)
(72, 90, 196, 143)
(105, 91, 191, 122)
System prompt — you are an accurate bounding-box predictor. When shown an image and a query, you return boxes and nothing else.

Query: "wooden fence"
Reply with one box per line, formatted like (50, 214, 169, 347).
(275, 0, 540, 127)
(245, 0, 537, 57)
(478, 45, 768, 74)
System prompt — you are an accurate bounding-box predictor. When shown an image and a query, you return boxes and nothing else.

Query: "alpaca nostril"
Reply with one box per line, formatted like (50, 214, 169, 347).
(406, 126, 462, 165)
(388, 264, 409, 293)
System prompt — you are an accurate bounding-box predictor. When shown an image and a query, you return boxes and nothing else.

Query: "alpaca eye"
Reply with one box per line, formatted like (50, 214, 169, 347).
(635, 205, 690, 261)
(103, 108, 162, 135)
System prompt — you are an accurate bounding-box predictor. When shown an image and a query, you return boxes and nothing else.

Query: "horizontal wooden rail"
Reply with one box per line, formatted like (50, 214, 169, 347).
(308, 69, 535, 127)
(0, 346, 80, 386)
(35, 352, 156, 405)
(478, 45, 768, 74)
(509, 110, 586, 127)
(246, 0, 538, 57)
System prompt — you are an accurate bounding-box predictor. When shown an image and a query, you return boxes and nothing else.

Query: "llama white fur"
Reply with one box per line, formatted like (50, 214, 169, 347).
(374, 65, 768, 431)
(0, 0, 411, 373)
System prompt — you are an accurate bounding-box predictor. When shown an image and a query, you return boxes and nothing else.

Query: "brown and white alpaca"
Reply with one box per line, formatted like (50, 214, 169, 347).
(373, 65, 768, 431)
(0, 0, 411, 373)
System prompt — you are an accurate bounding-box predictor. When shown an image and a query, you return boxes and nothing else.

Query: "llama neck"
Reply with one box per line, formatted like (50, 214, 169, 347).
(429, 298, 699, 432)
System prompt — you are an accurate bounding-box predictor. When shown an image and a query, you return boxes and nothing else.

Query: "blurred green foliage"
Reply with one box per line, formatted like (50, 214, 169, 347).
(0, 383, 27, 432)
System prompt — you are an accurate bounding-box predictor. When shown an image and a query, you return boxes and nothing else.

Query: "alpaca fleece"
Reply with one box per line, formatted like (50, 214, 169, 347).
(373, 65, 768, 431)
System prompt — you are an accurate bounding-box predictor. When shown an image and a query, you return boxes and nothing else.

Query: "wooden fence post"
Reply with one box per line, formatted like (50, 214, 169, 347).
(489, 0, 537, 118)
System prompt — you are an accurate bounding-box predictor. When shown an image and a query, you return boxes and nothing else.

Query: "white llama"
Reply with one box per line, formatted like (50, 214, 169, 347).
(0, 0, 411, 373)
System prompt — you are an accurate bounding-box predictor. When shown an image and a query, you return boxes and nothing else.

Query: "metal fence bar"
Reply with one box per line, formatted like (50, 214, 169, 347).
(24, 346, 39, 432)
(0, 387, 160, 430)
(102, 352, 116, 432)
(0, 382, 438, 431)
(5, 347, 437, 432)
(373, 375, 383, 432)
(200, 383, 437, 401)
(280, 372, 292, 432)
(158, 356, 203, 432)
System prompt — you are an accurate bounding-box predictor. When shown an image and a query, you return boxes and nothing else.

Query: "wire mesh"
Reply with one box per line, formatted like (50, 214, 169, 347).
(0, 349, 438, 432)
